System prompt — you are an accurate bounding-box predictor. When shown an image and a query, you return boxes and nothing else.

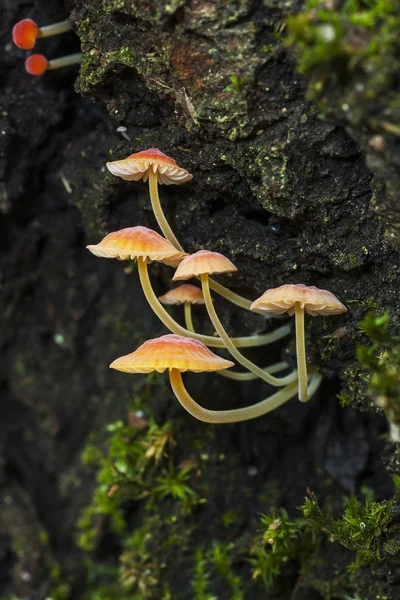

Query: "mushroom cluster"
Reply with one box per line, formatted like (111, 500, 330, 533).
(12, 16, 81, 76)
(87, 148, 347, 423)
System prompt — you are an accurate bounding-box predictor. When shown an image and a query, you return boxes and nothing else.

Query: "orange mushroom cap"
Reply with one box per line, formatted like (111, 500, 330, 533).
(159, 284, 205, 305)
(13, 18, 39, 49)
(110, 334, 235, 373)
(86, 226, 187, 267)
(25, 53, 48, 76)
(250, 284, 347, 317)
(106, 148, 193, 185)
(173, 250, 237, 281)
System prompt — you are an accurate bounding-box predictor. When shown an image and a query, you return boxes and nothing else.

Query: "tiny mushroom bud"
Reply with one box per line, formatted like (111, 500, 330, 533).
(12, 19, 39, 50)
(25, 53, 48, 76)
(12, 17, 72, 49)
(251, 284, 347, 402)
(25, 52, 82, 76)
(110, 334, 305, 423)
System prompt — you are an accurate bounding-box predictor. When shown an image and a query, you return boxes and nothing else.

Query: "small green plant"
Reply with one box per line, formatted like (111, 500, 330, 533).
(153, 463, 198, 512)
(249, 509, 307, 589)
(226, 73, 248, 93)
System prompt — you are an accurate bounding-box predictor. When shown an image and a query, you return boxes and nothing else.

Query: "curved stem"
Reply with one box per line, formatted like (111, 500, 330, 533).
(184, 302, 195, 332)
(137, 258, 290, 349)
(169, 369, 300, 423)
(149, 171, 183, 252)
(201, 274, 297, 387)
(148, 171, 252, 310)
(39, 19, 72, 38)
(295, 304, 308, 402)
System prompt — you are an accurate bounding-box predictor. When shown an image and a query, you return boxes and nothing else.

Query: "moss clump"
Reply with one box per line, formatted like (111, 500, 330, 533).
(287, 0, 400, 111)
(303, 489, 400, 562)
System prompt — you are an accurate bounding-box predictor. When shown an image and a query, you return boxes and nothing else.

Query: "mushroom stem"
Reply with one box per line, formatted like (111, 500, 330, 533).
(137, 258, 291, 349)
(38, 18, 73, 38)
(201, 274, 297, 387)
(149, 171, 182, 252)
(169, 369, 321, 423)
(47, 53, 82, 70)
(184, 302, 195, 332)
(148, 170, 252, 311)
(295, 303, 309, 402)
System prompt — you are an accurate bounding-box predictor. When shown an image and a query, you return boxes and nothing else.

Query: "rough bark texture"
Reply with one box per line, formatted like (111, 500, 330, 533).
(1, 0, 400, 599)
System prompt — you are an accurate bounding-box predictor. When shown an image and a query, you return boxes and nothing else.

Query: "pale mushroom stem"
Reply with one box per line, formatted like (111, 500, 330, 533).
(184, 302, 195, 332)
(295, 303, 309, 402)
(148, 170, 252, 311)
(47, 53, 82, 70)
(149, 171, 182, 252)
(39, 18, 72, 37)
(201, 274, 297, 387)
(169, 369, 322, 423)
(137, 258, 291, 350)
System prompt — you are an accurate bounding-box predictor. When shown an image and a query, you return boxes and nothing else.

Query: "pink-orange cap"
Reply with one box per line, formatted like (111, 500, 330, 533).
(86, 226, 187, 267)
(250, 284, 347, 317)
(110, 334, 235, 373)
(25, 53, 48, 76)
(159, 284, 205, 305)
(173, 250, 237, 281)
(106, 148, 193, 185)
(13, 18, 39, 49)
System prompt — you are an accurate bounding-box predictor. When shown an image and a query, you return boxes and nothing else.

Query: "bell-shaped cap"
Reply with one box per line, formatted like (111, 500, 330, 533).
(173, 250, 237, 281)
(106, 148, 193, 185)
(110, 334, 235, 373)
(159, 284, 205, 305)
(86, 226, 187, 267)
(251, 284, 347, 317)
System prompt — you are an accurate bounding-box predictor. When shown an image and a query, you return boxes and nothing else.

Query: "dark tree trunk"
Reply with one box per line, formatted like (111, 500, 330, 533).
(1, 0, 400, 598)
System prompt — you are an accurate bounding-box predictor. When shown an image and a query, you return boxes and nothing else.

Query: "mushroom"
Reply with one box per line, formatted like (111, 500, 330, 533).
(105, 148, 253, 311)
(110, 334, 319, 423)
(173, 250, 298, 388)
(106, 148, 192, 251)
(25, 53, 82, 76)
(86, 226, 289, 349)
(251, 284, 347, 402)
(158, 284, 205, 332)
(12, 17, 72, 50)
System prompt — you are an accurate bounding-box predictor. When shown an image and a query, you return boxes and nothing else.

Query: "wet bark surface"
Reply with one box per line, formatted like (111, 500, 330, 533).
(1, 0, 400, 598)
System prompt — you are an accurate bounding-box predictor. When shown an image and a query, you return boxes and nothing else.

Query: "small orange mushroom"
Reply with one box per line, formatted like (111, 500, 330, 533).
(86, 226, 187, 267)
(110, 334, 309, 423)
(251, 284, 347, 402)
(12, 17, 72, 50)
(25, 53, 82, 76)
(159, 284, 204, 332)
(173, 251, 298, 388)
(107, 148, 192, 253)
